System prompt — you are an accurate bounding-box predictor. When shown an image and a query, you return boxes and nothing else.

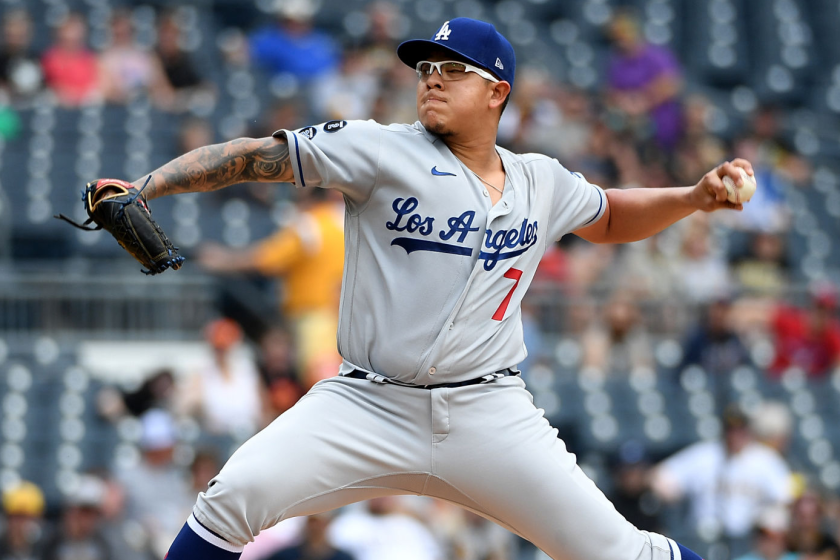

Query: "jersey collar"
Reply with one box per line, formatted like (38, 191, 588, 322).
(413, 121, 440, 144)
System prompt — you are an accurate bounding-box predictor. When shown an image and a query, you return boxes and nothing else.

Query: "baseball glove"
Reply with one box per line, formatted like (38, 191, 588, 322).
(55, 177, 185, 275)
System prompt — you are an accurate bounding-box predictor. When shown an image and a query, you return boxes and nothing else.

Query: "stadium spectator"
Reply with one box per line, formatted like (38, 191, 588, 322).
(0, 10, 42, 104)
(672, 214, 731, 304)
(156, 12, 202, 91)
(575, 122, 641, 191)
(98, 10, 175, 108)
(178, 318, 262, 436)
(449, 510, 514, 560)
(651, 407, 793, 544)
(0, 481, 47, 560)
(156, 11, 215, 112)
(97, 368, 176, 423)
(506, 73, 595, 165)
(605, 10, 684, 150)
(732, 232, 790, 297)
(672, 95, 727, 187)
(96, 472, 152, 560)
(41, 475, 113, 560)
(311, 48, 379, 121)
(328, 498, 443, 560)
(606, 235, 677, 300)
(581, 290, 653, 374)
(785, 490, 840, 560)
(415, 498, 514, 560)
(190, 448, 221, 497)
(608, 441, 662, 534)
(41, 13, 100, 106)
(249, 0, 339, 84)
(563, 238, 617, 296)
(769, 285, 840, 377)
(265, 512, 355, 560)
(734, 507, 799, 560)
(749, 402, 793, 458)
(681, 296, 751, 376)
(198, 190, 345, 387)
(257, 327, 304, 419)
(368, 51, 417, 125)
(357, 1, 402, 68)
(116, 409, 194, 559)
(738, 105, 811, 188)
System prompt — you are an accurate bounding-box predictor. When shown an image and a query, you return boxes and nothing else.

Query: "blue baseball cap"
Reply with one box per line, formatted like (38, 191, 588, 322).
(397, 18, 515, 88)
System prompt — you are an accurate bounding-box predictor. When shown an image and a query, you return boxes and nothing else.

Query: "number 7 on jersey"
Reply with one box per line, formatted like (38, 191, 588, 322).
(492, 268, 523, 321)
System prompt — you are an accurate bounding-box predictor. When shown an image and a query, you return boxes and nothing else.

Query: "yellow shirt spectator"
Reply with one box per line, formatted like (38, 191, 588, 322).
(252, 201, 344, 317)
(198, 194, 345, 387)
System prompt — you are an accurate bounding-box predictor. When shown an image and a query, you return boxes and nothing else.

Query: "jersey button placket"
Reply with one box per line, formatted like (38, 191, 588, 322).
(429, 367, 436, 375)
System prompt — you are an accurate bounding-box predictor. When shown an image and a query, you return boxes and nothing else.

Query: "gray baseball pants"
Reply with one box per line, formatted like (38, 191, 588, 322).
(193, 375, 680, 560)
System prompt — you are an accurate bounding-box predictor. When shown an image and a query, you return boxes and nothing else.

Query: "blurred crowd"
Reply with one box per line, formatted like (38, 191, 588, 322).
(2, 324, 840, 560)
(0, 0, 839, 559)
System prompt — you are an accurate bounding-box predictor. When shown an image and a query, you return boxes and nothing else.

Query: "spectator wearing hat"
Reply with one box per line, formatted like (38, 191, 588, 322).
(41, 475, 113, 560)
(178, 318, 262, 437)
(734, 507, 800, 560)
(116, 409, 194, 559)
(0, 481, 47, 560)
(650, 407, 793, 545)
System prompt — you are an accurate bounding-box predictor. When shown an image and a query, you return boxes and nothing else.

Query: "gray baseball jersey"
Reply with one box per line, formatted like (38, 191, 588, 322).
(189, 120, 687, 560)
(275, 119, 605, 384)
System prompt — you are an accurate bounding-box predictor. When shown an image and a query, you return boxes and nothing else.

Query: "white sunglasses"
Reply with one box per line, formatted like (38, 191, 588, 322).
(415, 60, 500, 83)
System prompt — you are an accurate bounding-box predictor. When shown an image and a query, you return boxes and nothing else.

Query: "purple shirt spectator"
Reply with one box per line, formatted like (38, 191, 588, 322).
(608, 43, 683, 148)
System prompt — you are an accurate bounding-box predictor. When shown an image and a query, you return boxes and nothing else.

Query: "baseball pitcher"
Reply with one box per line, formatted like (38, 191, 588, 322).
(95, 18, 753, 560)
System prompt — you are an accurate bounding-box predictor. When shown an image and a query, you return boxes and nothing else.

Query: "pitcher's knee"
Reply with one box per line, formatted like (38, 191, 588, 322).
(193, 475, 270, 548)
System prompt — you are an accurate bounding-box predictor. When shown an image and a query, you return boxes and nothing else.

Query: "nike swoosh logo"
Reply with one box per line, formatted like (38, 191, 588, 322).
(431, 166, 456, 177)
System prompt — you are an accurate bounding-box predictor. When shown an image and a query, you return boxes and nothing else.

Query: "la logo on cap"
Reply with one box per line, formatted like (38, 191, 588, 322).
(435, 21, 451, 41)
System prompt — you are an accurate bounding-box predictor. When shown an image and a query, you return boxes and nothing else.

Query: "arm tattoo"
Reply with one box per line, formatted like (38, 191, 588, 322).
(136, 136, 293, 200)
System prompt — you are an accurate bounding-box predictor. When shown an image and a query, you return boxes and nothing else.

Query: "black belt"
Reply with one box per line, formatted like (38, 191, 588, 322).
(343, 368, 519, 389)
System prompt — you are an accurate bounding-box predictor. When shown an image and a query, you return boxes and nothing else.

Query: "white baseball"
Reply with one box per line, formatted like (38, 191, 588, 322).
(722, 167, 757, 204)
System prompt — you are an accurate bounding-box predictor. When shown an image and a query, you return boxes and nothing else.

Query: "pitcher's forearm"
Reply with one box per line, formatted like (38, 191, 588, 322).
(602, 186, 696, 243)
(133, 136, 293, 200)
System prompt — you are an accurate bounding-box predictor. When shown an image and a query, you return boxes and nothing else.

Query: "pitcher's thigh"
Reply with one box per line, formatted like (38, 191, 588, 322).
(194, 377, 431, 547)
(436, 380, 656, 560)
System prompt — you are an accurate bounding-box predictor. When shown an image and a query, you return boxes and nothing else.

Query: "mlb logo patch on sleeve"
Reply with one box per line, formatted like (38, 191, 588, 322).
(298, 126, 317, 140)
(324, 120, 348, 133)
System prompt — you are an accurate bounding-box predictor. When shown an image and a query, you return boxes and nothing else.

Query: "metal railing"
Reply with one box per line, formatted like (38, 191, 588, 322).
(0, 269, 215, 339)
